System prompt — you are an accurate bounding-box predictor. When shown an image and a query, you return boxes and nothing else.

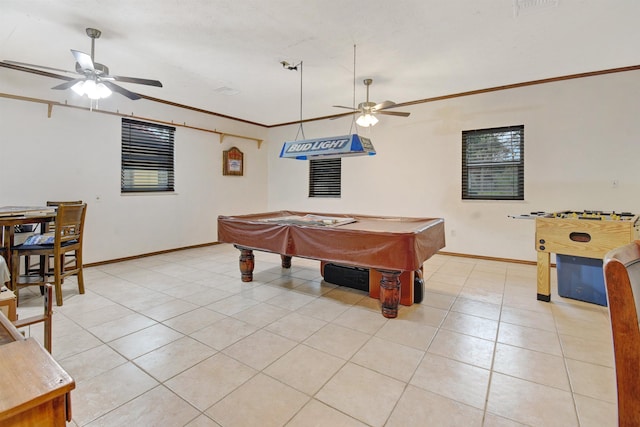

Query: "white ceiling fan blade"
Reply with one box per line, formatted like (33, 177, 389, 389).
(333, 105, 359, 111)
(330, 111, 357, 120)
(374, 100, 396, 111)
(112, 75, 163, 87)
(377, 110, 411, 117)
(2, 60, 78, 75)
(71, 49, 94, 72)
(102, 81, 141, 100)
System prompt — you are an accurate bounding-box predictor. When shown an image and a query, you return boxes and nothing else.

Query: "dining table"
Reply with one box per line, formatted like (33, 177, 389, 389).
(0, 206, 57, 276)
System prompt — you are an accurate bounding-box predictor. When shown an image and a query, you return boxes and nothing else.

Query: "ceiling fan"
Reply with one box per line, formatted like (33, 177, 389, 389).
(333, 78, 410, 127)
(2, 27, 162, 100)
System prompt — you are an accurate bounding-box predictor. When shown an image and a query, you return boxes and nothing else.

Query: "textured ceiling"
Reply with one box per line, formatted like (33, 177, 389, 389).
(1, 0, 638, 126)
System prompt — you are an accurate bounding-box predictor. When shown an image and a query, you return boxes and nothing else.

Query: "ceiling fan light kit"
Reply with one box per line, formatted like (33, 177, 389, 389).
(71, 79, 112, 99)
(333, 78, 410, 127)
(356, 113, 378, 127)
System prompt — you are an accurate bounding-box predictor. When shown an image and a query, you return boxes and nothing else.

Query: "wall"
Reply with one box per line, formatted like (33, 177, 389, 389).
(266, 70, 640, 262)
(2, 70, 638, 264)
(0, 88, 269, 263)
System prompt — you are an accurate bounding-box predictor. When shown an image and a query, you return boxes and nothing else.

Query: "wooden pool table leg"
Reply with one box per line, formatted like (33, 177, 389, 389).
(370, 270, 415, 306)
(378, 270, 401, 318)
(238, 248, 255, 282)
(281, 255, 292, 269)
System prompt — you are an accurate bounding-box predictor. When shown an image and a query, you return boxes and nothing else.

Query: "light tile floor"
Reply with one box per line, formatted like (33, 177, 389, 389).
(15, 244, 617, 426)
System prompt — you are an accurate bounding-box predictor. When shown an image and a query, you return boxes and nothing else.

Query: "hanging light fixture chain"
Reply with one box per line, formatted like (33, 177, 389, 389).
(349, 44, 357, 134)
(298, 61, 305, 140)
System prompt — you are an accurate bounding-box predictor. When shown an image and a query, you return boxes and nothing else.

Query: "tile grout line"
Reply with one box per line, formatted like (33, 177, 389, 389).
(479, 263, 506, 427)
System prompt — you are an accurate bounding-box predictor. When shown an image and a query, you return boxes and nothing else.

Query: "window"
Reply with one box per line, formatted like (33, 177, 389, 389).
(121, 118, 175, 193)
(309, 158, 341, 198)
(462, 125, 524, 200)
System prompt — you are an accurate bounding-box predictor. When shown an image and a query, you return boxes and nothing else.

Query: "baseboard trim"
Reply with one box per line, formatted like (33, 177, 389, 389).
(436, 251, 538, 266)
(84, 242, 222, 268)
(85, 243, 541, 269)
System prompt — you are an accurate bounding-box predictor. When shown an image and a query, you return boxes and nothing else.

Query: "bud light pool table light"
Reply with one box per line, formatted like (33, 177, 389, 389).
(279, 134, 376, 160)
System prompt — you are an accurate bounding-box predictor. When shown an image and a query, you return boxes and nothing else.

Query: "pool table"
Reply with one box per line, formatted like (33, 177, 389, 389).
(217, 211, 445, 318)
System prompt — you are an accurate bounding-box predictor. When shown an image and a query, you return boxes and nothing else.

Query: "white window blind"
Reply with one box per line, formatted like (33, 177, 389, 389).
(309, 158, 341, 198)
(462, 125, 524, 200)
(121, 118, 175, 193)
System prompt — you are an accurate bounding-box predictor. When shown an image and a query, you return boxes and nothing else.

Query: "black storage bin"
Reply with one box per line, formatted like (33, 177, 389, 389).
(323, 263, 424, 303)
(323, 264, 369, 292)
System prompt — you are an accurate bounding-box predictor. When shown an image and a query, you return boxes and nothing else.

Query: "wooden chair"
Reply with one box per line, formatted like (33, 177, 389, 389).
(11, 203, 87, 306)
(603, 240, 640, 427)
(12, 283, 53, 352)
(24, 200, 82, 277)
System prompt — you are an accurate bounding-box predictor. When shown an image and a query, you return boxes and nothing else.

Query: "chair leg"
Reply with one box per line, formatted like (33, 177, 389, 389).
(59, 254, 65, 284)
(49, 249, 84, 306)
(44, 285, 52, 353)
(44, 316, 52, 353)
(10, 251, 18, 292)
(54, 261, 63, 307)
(76, 249, 85, 295)
(10, 251, 19, 305)
(54, 281, 63, 306)
(44, 317, 51, 354)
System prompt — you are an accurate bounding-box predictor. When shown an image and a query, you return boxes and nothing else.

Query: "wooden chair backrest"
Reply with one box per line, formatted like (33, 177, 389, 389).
(603, 240, 640, 427)
(44, 200, 82, 233)
(46, 201, 82, 207)
(54, 203, 87, 246)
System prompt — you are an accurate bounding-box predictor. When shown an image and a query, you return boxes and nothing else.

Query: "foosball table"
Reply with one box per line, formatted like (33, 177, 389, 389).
(535, 210, 640, 302)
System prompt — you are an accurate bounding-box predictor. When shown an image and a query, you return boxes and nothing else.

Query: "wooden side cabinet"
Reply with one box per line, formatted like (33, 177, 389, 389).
(0, 313, 75, 426)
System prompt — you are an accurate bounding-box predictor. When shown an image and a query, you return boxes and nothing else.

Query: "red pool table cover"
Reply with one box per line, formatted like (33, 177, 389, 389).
(217, 211, 445, 272)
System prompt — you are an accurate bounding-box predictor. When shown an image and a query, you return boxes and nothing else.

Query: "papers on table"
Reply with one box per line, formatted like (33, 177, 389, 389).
(0, 206, 56, 218)
(259, 214, 356, 227)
